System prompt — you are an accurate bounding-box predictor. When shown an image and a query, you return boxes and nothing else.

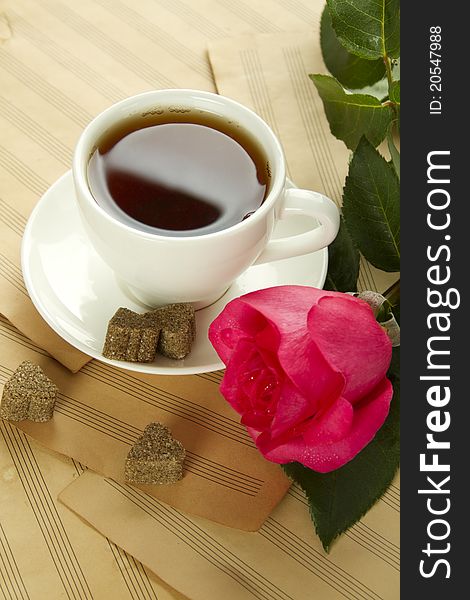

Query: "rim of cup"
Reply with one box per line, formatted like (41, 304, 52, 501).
(72, 89, 287, 242)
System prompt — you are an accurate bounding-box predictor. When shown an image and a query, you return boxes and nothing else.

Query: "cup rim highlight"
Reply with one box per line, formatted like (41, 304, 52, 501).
(73, 89, 287, 242)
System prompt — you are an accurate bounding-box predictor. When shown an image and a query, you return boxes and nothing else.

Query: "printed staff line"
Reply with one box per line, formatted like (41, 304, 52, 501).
(0, 368, 261, 493)
(71, 458, 85, 477)
(262, 519, 382, 600)
(0, 210, 24, 238)
(108, 480, 295, 600)
(60, 363, 251, 448)
(196, 370, 225, 384)
(273, 0, 319, 23)
(240, 49, 293, 181)
(52, 417, 259, 497)
(283, 45, 342, 196)
(0, 424, 92, 600)
(282, 48, 341, 202)
(0, 197, 27, 233)
(378, 495, 400, 513)
(45, 1, 177, 89)
(356, 521, 400, 552)
(0, 146, 49, 198)
(384, 486, 400, 502)
(218, 0, 282, 34)
(7, 425, 93, 600)
(116, 481, 295, 600)
(384, 490, 400, 506)
(259, 527, 359, 600)
(0, 49, 91, 127)
(82, 367, 252, 447)
(82, 362, 250, 443)
(93, 0, 213, 80)
(53, 399, 260, 495)
(53, 404, 136, 446)
(188, 450, 264, 486)
(0, 253, 28, 293)
(265, 518, 383, 600)
(107, 480, 267, 600)
(0, 252, 25, 283)
(0, 521, 30, 600)
(0, 320, 50, 358)
(344, 531, 399, 572)
(84, 361, 240, 430)
(0, 97, 72, 168)
(10, 10, 125, 103)
(287, 486, 307, 505)
(283, 46, 380, 291)
(0, 196, 28, 232)
(186, 454, 261, 493)
(0, 555, 16, 600)
(107, 541, 158, 600)
(107, 542, 142, 600)
(60, 391, 261, 490)
(154, 0, 225, 39)
(382, 494, 400, 512)
(0, 143, 50, 192)
(350, 522, 400, 561)
(0, 264, 29, 298)
(287, 484, 399, 566)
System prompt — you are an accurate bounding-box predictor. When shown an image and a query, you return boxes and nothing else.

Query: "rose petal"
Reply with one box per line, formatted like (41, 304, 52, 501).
(252, 377, 393, 472)
(269, 377, 317, 439)
(219, 338, 259, 414)
(307, 295, 392, 403)
(227, 287, 346, 412)
(208, 298, 273, 365)
(302, 396, 353, 444)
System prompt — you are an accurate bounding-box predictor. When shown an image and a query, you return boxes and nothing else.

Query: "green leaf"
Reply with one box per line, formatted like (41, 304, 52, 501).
(282, 346, 400, 551)
(387, 135, 400, 180)
(326, 0, 400, 60)
(320, 5, 385, 89)
(353, 78, 389, 101)
(310, 74, 393, 150)
(380, 280, 400, 325)
(324, 217, 360, 292)
(342, 137, 400, 271)
(389, 79, 400, 130)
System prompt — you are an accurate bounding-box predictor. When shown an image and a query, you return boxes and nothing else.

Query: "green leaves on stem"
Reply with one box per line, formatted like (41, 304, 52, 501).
(286, 0, 401, 550)
(342, 137, 400, 272)
(324, 218, 360, 292)
(320, 6, 385, 89)
(283, 350, 400, 552)
(310, 75, 394, 150)
(326, 0, 400, 60)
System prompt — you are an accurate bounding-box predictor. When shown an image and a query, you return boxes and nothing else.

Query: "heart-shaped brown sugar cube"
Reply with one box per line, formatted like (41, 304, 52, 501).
(125, 422, 186, 485)
(0, 361, 58, 422)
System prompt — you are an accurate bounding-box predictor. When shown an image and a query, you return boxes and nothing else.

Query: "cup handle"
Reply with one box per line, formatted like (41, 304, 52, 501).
(253, 188, 340, 265)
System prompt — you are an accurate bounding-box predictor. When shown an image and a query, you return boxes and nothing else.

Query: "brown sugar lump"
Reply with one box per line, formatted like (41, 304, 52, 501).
(102, 307, 161, 362)
(150, 303, 196, 360)
(125, 422, 186, 485)
(0, 361, 58, 422)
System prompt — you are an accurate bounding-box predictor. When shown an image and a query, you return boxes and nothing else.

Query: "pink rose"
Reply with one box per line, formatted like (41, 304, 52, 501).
(208, 286, 393, 473)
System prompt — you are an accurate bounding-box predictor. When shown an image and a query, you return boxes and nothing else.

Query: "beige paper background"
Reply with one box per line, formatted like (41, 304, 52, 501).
(1, 0, 399, 598)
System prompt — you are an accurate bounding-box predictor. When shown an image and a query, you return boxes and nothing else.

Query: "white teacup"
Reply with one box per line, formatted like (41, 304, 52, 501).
(72, 89, 339, 308)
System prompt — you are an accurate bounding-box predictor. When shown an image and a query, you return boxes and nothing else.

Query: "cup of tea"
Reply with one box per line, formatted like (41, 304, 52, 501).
(72, 89, 339, 308)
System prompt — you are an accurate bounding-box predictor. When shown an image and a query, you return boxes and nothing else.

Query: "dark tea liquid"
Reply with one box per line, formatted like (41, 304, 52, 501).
(87, 110, 270, 236)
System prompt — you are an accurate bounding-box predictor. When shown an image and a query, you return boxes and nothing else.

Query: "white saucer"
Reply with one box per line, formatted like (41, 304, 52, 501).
(21, 171, 328, 375)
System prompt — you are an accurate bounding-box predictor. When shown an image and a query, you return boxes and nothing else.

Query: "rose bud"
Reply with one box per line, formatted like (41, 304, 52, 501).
(209, 285, 393, 473)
